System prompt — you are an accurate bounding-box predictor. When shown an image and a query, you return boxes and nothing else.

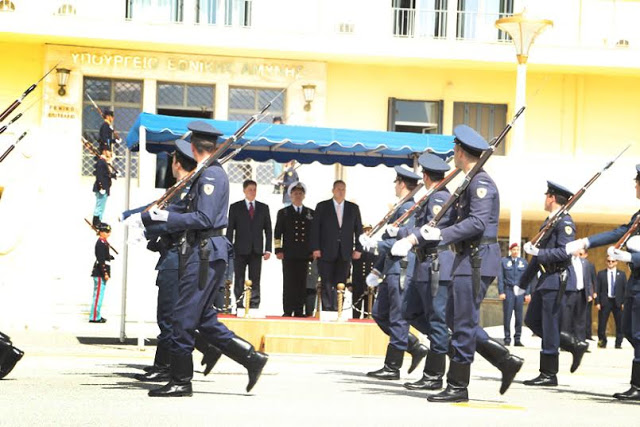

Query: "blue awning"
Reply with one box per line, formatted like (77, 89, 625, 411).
(125, 112, 454, 167)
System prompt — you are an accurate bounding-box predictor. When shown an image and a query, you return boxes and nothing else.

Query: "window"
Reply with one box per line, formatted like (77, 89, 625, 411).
(388, 98, 443, 134)
(82, 77, 143, 178)
(457, 0, 513, 41)
(126, 0, 183, 23)
(392, 0, 447, 39)
(196, 0, 252, 26)
(452, 102, 507, 155)
(227, 87, 285, 184)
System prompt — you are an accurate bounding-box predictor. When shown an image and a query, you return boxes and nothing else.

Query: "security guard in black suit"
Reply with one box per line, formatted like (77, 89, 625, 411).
(128, 121, 268, 397)
(274, 181, 314, 317)
(521, 181, 588, 387)
(0, 331, 23, 380)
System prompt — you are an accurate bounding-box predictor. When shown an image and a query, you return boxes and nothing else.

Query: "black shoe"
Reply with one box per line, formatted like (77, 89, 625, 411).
(586, 337, 595, 341)
(504, 340, 511, 346)
(142, 365, 156, 373)
(614, 361, 640, 400)
(92, 216, 101, 227)
(222, 337, 268, 392)
(89, 318, 106, 323)
(523, 373, 558, 386)
(148, 354, 193, 397)
(615, 343, 623, 349)
(560, 332, 588, 373)
(134, 369, 171, 382)
(193, 331, 222, 376)
(427, 361, 469, 403)
(367, 345, 403, 380)
(403, 373, 442, 390)
(148, 380, 193, 397)
(406, 334, 428, 374)
(598, 340, 606, 348)
(514, 341, 524, 347)
(0, 343, 24, 380)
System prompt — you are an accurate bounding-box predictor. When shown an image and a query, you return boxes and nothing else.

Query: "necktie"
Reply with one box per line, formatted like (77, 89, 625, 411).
(611, 271, 615, 297)
(249, 202, 255, 220)
(336, 203, 343, 227)
(297, 206, 301, 214)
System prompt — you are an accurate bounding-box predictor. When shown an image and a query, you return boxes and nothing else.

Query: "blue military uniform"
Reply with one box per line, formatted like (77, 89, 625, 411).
(498, 247, 529, 345)
(579, 165, 640, 400)
(521, 181, 588, 387)
(424, 125, 522, 403)
(141, 121, 267, 397)
(399, 153, 455, 390)
(366, 165, 427, 380)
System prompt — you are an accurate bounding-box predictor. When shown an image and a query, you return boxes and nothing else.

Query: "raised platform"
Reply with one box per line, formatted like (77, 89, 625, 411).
(218, 315, 390, 356)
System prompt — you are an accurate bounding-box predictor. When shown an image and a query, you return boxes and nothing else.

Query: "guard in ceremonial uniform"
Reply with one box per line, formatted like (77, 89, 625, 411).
(361, 166, 428, 380)
(274, 181, 314, 317)
(498, 243, 529, 346)
(92, 149, 116, 226)
(133, 140, 222, 382)
(128, 121, 268, 397)
(395, 125, 522, 402)
(350, 224, 376, 318)
(90, 223, 114, 323)
(566, 164, 640, 400)
(396, 153, 455, 391)
(98, 108, 118, 153)
(520, 181, 588, 387)
(281, 161, 298, 206)
(0, 332, 24, 380)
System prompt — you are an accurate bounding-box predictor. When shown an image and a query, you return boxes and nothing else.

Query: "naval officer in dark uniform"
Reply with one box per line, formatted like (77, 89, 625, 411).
(128, 121, 268, 397)
(565, 164, 640, 401)
(520, 181, 588, 387)
(274, 181, 314, 317)
(361, 166, 428, 380)
(394, 125, 523, 402)
(396, 153, 455, 391)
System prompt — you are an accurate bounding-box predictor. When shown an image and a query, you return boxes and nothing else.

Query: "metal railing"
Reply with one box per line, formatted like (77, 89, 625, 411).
(456, 10, 511, 42)
(392, 7, 447, 39)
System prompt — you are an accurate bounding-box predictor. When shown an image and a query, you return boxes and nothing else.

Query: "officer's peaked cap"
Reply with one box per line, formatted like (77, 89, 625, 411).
(453, 125, 489, 154)
(418, 152, 450, 174)
(287, 181, 306, 196)
(97, 223, 112, 233)
(187, 121, 223, 140)
(393, 165, 420, 183)
(546, 180, 574, 199)
(174, 139, 195, 160)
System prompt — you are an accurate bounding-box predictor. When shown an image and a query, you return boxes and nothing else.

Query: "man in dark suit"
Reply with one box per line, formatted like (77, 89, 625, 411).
(310, 180, 363, 311)
(580, 249, 597, 340)
(274, 182, 314, 317)
(562, 249, 594, 342)
(596, 257, 627, 348)
(226, 179, 272, 309)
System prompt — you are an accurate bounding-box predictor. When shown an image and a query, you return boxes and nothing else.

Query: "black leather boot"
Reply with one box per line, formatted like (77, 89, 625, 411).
(135, 346, 171, 381)
(366, 344, 404, 380)
(523, 353, 558, 386)
(92, 216, 101, 227)
(0, 340, 24, 380)
(476, 338, 524, 394)
(194, 330, 222, 376)
(404, 350, 445, 390)
(406, 333, 429, 374)
(427, 360, 470, 403)
(613, 361, 640, 401)
(222, 337, 268, 392)
(148, 353, 193, 397)
(560, 332, 589, 373)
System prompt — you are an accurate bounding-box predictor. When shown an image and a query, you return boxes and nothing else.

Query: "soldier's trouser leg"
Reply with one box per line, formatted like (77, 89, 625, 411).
(89, 277, 107, 321)
(291, 259, 309, 316)
(525, 290, 543, 337)
(614, 361, 640, 400)
(372, 279, 392, 337)
(93, 191, 107, 220)
(514, 293, 525, 342)
(503, 287, 515, 343)
(539, 289, 561, 356)
(402, 280, 430, 335)
(385, 274, 410, 351)
(622, 291, 640, 360)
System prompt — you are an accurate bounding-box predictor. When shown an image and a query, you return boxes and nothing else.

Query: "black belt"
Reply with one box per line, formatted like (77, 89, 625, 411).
(415, 245, 451, 262)
(541, 260, 571, 274)
(454, 237, 497, 254)
(186, 228, 224, 245)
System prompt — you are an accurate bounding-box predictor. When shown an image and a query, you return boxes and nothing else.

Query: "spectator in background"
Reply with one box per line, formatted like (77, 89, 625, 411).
(580, 249, 597, 340)
(596, 257, 627, 348)
(498, 243, 529, 346)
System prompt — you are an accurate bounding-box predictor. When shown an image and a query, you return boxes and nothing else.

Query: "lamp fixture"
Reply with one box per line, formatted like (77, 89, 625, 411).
(56, 68, 71, 96)
(0, 0, 15, 12)
(495, 11, 553, 65)
(302, 84, 316, 112)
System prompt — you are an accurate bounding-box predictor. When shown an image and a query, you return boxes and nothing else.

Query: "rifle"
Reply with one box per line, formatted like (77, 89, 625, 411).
(84, 218, 119, 255)
(615, 215, 640, 250)
(532, 145, 629, 248)
(82, 137, 121, 176)
(0, 63, 58, 123)
(368, 182, 424, 237)
(86, 93, 122, 141)
(0, 132, 27, 163)
(145, 89, 283, 211)
(0, 96, 41, 136)
(219, 121, 276, 164)
(391, 167, 462, 228)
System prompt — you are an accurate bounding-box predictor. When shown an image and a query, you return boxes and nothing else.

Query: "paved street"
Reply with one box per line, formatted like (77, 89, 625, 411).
(1, 327, 638, 427)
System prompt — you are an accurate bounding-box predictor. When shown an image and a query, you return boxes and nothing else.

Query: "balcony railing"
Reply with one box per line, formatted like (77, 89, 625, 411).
(392, 7, 447, 39)
(126, 0, 183, 24)
(457, 10, 511, 42)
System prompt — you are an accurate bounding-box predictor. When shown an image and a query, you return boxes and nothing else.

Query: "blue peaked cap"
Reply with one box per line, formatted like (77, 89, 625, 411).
(187, 121, 223, 140)
(546, 180, 574, 199)
(418, 152, 450, 174)
(174, 139, 195, 160)
(394, 165, 421, 182)
(453, 125, 489, 153)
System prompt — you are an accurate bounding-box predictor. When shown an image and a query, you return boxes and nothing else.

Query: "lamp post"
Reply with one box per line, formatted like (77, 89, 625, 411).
(495, 12, 552, 247)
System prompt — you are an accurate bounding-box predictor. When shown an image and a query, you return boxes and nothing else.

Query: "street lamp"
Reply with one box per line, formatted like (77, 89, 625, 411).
(495, 11, 552, 247)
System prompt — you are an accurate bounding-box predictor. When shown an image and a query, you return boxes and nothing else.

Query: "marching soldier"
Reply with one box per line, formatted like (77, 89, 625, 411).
(0, 332, 24, 380)
(565, 164, 640, 400)
(395, 153, 455, 391)
(361, 166, 428, 380)
(350, 224, 376, 319)
(133, 139, 222, 382)
(274, 181, 314, 317)
(393, 125, 522, 402)
(520, 181, 588, 387)
(127, 121, 268, 397)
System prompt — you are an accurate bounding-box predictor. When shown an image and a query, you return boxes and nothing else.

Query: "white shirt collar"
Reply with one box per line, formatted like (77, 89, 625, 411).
(333, 199, 344, 208)
(245, 199, 256, 208)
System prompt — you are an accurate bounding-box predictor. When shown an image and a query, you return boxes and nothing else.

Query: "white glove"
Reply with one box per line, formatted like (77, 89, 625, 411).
(359, 233, 372, 249)
(366, 271, 381, 288)
(116, 138, 122, 144)
(127, 225, 146, 246)
(391, 237, 413, 257)
(123, 212, 143, 229)
(565, 237, 589, 255)
(99, 189, 106, 195)
(609, 246, 632, 263)
(386, 225, 399, 238)
(627, 235, 640, 252)
(523, 242, 539, 256)
(149, 207, 169, 222)
(419, 225, 441, 241)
